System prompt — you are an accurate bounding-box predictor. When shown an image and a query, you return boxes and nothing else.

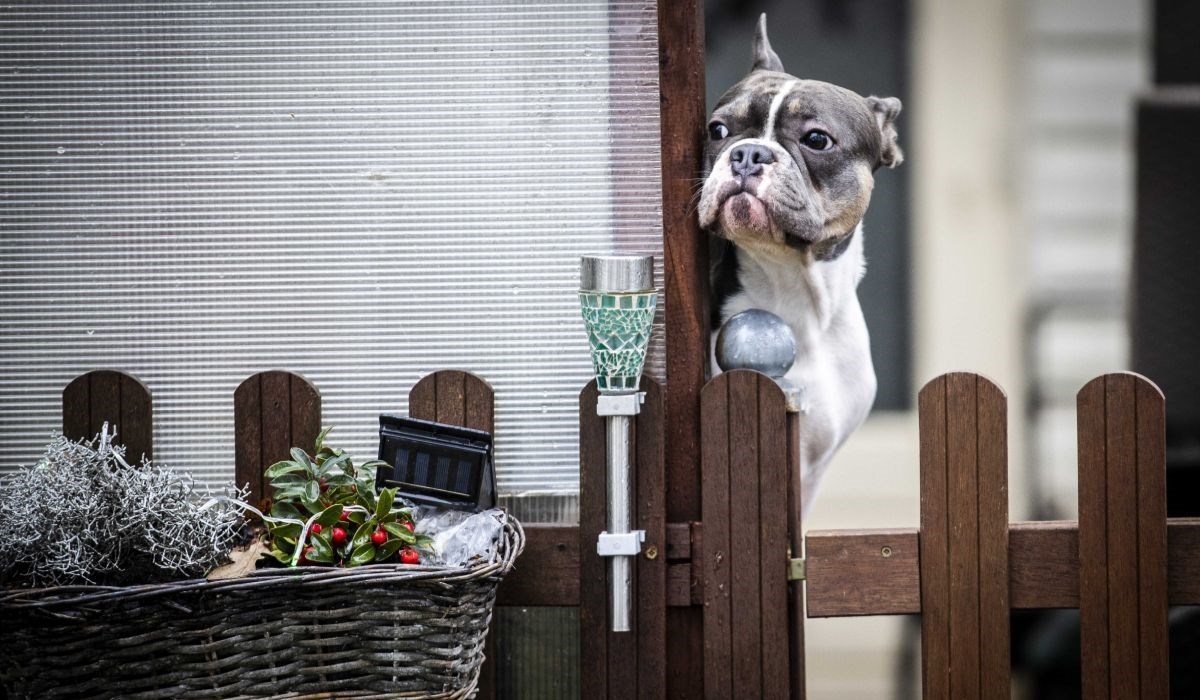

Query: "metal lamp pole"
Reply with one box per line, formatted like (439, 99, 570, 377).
(579, 254, 656, 633)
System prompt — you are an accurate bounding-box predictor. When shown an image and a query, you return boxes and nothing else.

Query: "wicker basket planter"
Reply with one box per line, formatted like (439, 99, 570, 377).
(1, 514, 523, 699)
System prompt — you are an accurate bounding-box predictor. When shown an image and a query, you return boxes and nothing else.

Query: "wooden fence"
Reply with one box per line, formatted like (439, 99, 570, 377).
(56, 367, 1195, 698)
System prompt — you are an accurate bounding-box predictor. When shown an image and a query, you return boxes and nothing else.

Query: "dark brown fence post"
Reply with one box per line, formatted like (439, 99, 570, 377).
(579, 375, 666, 699)
(408, 369, 496, 698)
(699, 370, 790, 700)
(918, 372, 1009, 699)
(62, 370, 153, 463)
(233, 370, 321, 511)
(1077, 372, 1168, 699)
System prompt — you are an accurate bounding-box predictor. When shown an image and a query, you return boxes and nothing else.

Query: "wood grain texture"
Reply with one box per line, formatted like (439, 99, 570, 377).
(728, 373, 762, 699)
(658, 1, 708, 696)
(495, 525, 579, 606)
(700, 371, 733, 700)
(579, 379, 608, 700)
(408, 370, 494, 433)
(806, 519, 1200, 616)
(1135, 377, 1169, 697)
(62, 370, 153, 463)
(700, 371, 790, 700)
(1077, 374, 1110, 698)
(918, 374, 950, 700)
(1078, 373, 1169, 699)
(233, 371, 321, 511)
(407, 370, 496, 698)
(787, 408, 806, 700)
(759, 384, 789, 700)
(577, 376, 665, 698)
(805, 529, 921, 617)
(918, 373, 1010, 698)
(975, 377, 1010, 698)
(636, 377, 667, 699)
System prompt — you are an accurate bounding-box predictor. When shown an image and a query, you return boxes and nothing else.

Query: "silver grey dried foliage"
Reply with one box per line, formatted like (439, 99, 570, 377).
(0, 426, 246, 587)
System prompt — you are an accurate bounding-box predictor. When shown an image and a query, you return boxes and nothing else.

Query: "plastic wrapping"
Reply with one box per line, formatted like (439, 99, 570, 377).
(413, 507, 505, 567)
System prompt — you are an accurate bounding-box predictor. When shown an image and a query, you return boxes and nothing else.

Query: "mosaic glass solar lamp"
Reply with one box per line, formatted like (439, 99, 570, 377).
(579, 254, 657, 633)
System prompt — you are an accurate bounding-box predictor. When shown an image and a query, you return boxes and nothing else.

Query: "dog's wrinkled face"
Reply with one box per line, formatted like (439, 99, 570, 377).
(699, 16, 902, 252)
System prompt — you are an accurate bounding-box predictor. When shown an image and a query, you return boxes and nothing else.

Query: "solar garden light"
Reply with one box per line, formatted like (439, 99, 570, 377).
(579, 254, 656, 633)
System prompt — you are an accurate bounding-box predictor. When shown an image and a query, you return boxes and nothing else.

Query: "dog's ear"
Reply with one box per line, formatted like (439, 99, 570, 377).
(752, 13, 784, 73)
(867, 96, 903, 168)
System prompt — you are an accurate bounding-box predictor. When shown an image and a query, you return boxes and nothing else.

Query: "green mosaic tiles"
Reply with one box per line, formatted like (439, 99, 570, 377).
(579, 290, 657, 393)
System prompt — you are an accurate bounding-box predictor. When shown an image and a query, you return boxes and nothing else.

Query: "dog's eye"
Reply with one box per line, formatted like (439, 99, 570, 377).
(708, 122, 729, 140)
(802, 130, 834, 151)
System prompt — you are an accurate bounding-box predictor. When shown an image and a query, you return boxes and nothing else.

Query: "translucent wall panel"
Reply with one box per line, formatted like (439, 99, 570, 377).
(0, 1, 663, 494)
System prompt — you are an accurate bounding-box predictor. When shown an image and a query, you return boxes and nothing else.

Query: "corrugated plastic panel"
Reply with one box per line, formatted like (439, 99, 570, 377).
(0, 0, 664, 494)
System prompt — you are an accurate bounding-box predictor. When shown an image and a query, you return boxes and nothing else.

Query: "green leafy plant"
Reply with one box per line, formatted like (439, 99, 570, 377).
(264, 428, 432, 567)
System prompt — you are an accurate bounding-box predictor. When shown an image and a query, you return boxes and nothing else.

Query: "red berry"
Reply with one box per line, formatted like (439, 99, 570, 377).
(339, 511, 350, 522)
(310, 523, 323, 535)
(318, 477, 329, 493)
(371, 529, 387, 546)
(331, 527, 348, 545)
(402, 521, 415, 532)
(300, 546, 315, 564)
(399, 548, 419, 565)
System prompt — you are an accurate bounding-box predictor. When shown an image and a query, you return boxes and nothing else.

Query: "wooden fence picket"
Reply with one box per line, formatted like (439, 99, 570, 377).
(62, 369, 153, 463)
(699, 370, 790, 700)
(1078, 373, 1169, 699)
(578, 375, 666, 699)
(407, 369, 497, 698)
(233, 370, 321, 510)
(918, 372, 1009, 699)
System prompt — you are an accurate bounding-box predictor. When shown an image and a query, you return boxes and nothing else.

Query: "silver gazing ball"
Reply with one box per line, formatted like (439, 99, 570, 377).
(715, 309, 797, 379)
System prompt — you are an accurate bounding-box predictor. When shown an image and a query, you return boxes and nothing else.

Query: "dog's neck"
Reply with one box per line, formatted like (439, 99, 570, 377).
(725, 222, 867, 338)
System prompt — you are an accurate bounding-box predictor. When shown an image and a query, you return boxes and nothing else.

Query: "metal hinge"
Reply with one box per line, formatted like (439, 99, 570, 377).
(787, 556, 806, 582)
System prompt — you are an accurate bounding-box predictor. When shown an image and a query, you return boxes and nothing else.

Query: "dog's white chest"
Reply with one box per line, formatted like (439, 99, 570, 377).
(711, 233, 877, 508)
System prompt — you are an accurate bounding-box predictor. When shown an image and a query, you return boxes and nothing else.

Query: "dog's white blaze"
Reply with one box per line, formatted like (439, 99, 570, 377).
(763, 79, 799, 143)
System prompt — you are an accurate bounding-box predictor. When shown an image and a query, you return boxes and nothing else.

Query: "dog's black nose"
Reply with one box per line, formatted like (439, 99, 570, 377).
(729, 144, 775, 177)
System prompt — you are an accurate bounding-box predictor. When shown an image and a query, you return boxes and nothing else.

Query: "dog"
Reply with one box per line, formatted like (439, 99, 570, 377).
(700, 14, 903, 514)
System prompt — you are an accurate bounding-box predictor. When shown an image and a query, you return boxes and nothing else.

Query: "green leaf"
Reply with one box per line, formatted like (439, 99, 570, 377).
(271, 547, 293, 564)
(270, 474, 308, 488)
(414, 534, 434, 549)
(376, 540, 404, 561)
(382, 522, 416, 543)
(349, 543, 376, 567)
(352, 520, 375, 549)
(315, 504, 343, 527)
(270, 502, 303, 520)
(270, 489, 302, 503)
(314, 426, 332, 451)
(310, 532, 333, 559)
(270, 522, 302, 539)
(265, 460, 307, 478)
(375, 488, 394, 519)
(304, 547, 333, 564)
(303, 480, 320, 502)
(290, 447, 315, 473)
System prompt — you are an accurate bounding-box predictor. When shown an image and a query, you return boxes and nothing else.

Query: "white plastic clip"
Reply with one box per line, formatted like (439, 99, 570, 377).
(597, 530, 645, 556)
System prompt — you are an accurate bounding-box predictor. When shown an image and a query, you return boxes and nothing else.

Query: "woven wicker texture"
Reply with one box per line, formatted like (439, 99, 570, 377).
(1, 515, 524, 699)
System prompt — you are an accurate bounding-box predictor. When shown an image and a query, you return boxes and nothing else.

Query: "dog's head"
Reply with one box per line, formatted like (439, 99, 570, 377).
(699, 14, 903, 255)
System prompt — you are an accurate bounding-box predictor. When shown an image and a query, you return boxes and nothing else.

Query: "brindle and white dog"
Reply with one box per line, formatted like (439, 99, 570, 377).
(701, 14, 903, 514)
